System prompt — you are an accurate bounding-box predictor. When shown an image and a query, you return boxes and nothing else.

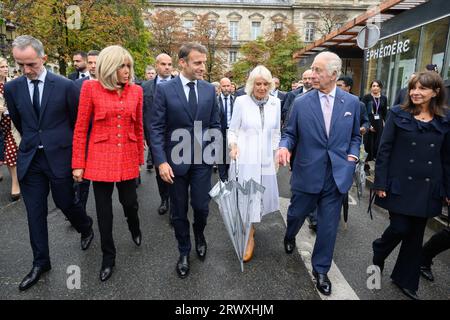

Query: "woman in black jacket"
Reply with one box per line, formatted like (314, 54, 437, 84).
(372, 71, 450, 300)
(362, 80, 388, 175)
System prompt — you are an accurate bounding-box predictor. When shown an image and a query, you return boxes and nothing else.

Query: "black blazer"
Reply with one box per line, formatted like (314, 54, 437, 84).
(374, 106, 450, 217)
(142, 76, 174, 143)
(74, 75, 90, 91)
(4, 72, 79, 180)
(217, 94, 234, 132)
(68, 71, 80, 81)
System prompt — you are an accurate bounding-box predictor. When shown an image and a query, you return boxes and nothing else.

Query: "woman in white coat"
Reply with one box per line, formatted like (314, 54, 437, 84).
(228, 65, 281, 262)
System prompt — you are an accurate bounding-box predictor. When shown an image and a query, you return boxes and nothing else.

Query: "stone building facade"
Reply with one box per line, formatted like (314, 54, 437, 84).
(147, 0, 380, 69)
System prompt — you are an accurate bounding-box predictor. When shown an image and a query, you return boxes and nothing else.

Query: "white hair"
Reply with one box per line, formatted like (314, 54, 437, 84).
(315, 51, 342, 79)
(245, 65, 275, 95)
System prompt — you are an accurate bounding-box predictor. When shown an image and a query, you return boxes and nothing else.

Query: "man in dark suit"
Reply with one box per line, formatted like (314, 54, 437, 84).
(68, 51, 88, 80)
(271, 76, 286, 110)
(217, 77, 234, 182)
(73, 50, 99, 211)
(142, 53, 173, 217)
(150, 43, 220, 279)
(278, 52, 361, 296)
(4, 35, 94, 291)
(281, 69, 313, 126)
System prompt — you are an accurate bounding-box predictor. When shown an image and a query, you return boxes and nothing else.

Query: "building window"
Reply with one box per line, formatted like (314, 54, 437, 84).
(305, 22, 315, 42)
(251, 21, 261, 40)
(418, 17, 449, 76)
(183, 20, 194, 31)
(274, 22, 283, 31)
(229, 51, 237, 64)
(229, 21, 239, 41)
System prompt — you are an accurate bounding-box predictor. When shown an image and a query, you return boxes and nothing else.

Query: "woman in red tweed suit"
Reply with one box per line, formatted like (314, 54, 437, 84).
(72, 45, 144, 282)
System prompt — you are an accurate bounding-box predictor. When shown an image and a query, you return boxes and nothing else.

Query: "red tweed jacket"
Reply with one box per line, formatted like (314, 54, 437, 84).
(72, 80, 144, 182)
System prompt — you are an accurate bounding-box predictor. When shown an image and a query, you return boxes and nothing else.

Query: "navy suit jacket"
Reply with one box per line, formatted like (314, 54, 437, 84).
(217, 94, 234, 132)
(142, 76, 174, 143)
(149, 76, 221, 176)
(74, 76, 90, 91)
(280, 88, 361, 194)
(4, 72, 79, 180)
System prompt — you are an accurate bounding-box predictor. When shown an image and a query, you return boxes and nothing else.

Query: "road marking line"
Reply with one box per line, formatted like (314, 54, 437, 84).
(279, 197, 360, 300)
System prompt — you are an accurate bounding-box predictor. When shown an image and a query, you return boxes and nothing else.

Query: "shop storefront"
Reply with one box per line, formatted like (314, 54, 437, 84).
(364, 0, 450, 105)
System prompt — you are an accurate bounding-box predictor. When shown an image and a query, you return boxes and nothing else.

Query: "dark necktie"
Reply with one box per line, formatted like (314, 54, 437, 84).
(31, 79, 40, 117)
(223, 96, 228, 128)
(81, 73, 85, 78)
(187, 82, 198, 118)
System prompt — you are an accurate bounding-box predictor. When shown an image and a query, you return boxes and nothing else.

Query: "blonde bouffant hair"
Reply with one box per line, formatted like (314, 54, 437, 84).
(96, 45, 134, 91)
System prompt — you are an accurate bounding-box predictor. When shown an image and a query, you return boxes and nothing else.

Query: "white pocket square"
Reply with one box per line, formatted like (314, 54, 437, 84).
(344, 112, 352, 117)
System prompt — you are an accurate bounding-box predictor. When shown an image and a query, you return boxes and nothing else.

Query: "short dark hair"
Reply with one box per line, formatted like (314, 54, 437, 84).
(178, 43, 207, 61)
(73, 51, 87, 59)
(425, 64, 438, 72)
(337, 76, 353, 89)
(87, 50, 100, 57)
(401, 71, 447, 117)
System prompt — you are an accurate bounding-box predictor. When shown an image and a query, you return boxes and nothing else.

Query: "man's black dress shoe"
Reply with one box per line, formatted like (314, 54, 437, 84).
(392, 281, 420, 300)
(146, 164, 153, 172)
(284, 237, 296, 254)
(81, 220, 94, 251)
(176, 255, 190, 279)
(158, 199, 169, 215)
(420, 266, 434, 282)
(19, 265, 51, 291)
(195, 234, 207, 260)
(100, 265, 114, 282)
(312, 270, 332, 296)
(131, 230, 142, 246)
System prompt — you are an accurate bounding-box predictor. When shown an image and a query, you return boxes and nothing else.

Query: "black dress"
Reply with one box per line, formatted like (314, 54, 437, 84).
(361, 94, 388, 162)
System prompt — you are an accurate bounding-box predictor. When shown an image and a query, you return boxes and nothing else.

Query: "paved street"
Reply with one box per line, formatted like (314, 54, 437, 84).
(0, 163, 448, 300)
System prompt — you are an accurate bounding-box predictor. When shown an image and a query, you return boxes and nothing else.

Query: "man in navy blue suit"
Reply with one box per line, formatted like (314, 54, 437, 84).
(4, 35, 94, 291)
(150, 43, 220, 278)
(278, 51, 361, 296)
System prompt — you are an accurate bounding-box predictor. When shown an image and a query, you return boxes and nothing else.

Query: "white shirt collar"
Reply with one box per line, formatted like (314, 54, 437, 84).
(27, 68, 47, 84)
(179, 73, 197, 87)
(318, 85, 337, 99)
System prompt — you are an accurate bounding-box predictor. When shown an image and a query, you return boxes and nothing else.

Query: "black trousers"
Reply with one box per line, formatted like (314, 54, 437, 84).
(92, 179, 140, 267)
(74, 179, 91, 212)
(422, 227, 450, 267)
(20, 149, 92, 268)
(155, 166, 169, 201)
(218, 135, 230, 182)
(372, 212, 427, 291)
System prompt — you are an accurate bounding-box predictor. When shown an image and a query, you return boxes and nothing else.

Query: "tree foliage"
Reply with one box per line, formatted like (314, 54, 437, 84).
(232, 24, 304, 91)
(2, 0, 152, 78)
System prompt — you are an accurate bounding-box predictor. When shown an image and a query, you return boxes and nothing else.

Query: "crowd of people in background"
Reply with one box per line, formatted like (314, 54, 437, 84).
(0, 34, 448, 300)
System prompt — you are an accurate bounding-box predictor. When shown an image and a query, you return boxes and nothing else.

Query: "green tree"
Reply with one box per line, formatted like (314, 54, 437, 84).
(232, 25, 303, 90)
(2, 0, 152, 78)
